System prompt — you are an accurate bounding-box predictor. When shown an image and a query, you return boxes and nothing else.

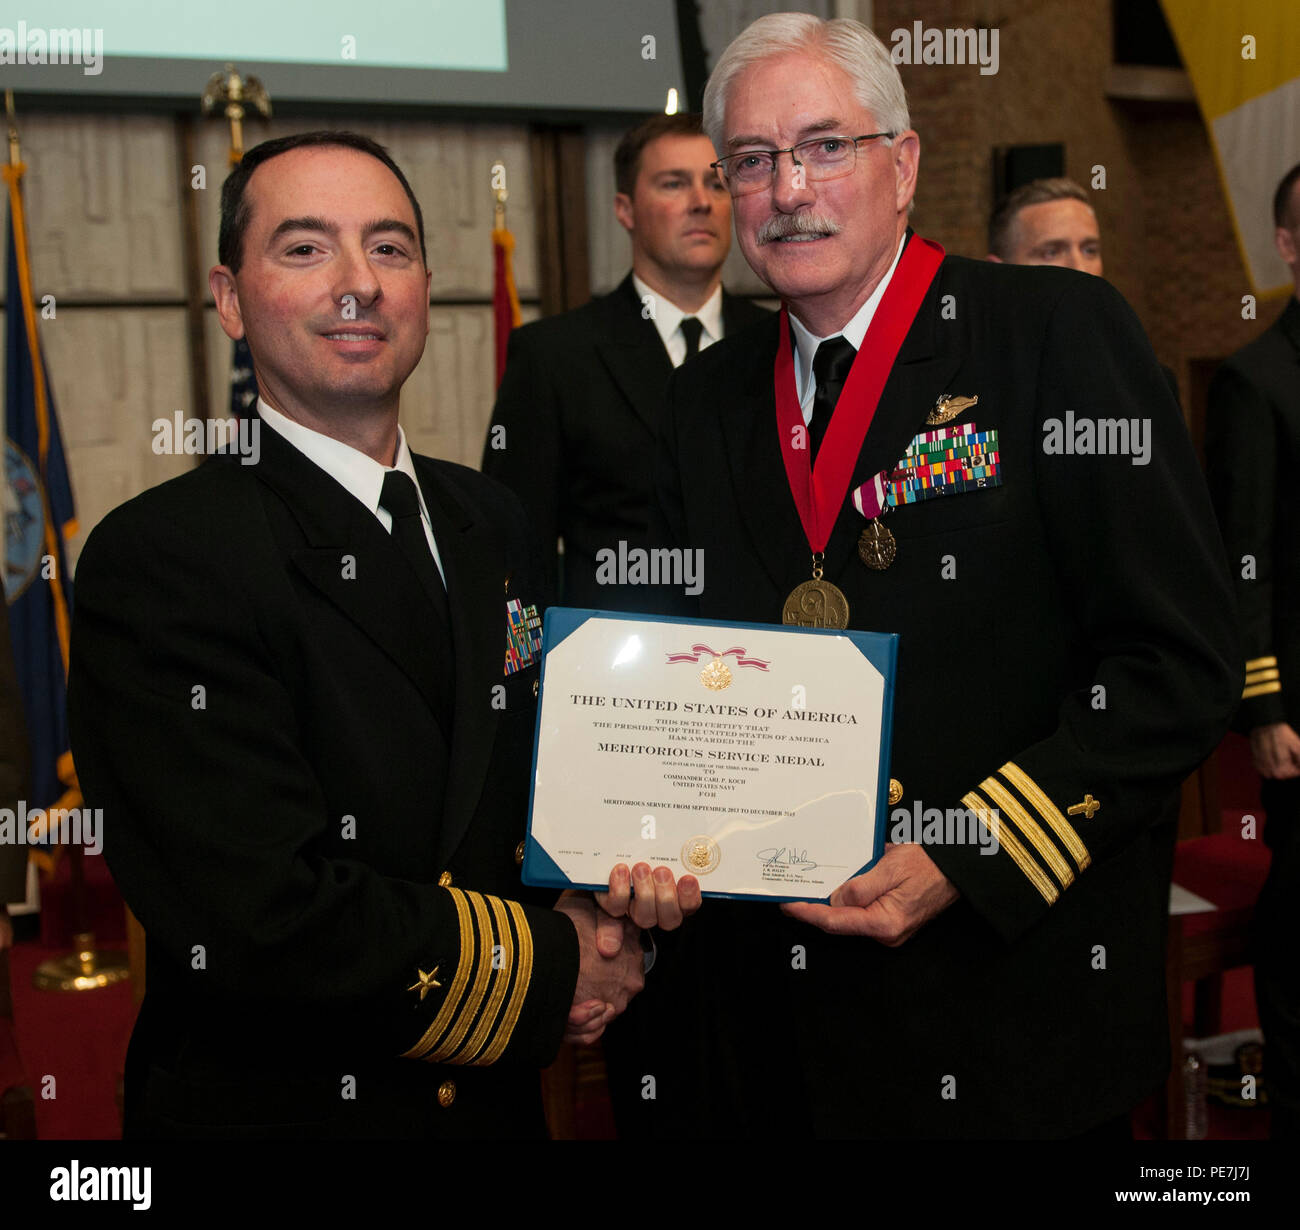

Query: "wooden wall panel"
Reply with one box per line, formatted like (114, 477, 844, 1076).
(13, 114, 184, 299)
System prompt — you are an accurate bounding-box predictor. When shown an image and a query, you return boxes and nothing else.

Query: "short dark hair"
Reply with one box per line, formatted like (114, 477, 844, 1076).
(613, 113, 708, 197)
(1273, 163, 1300, 229)
(988, 177, 1092, 259)
(218, 130, 427, 273)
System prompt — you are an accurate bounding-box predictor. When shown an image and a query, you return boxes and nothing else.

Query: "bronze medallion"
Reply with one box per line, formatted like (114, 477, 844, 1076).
(888, 778, 904, 806)
(858, 520, 897, 570)
(782, 578, 850, 629)
(700, 657, 732, 691)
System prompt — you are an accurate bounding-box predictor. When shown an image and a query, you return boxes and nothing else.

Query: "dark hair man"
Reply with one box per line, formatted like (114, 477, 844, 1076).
(482, 112, 768, 610)
(67, 131, 690, 1138)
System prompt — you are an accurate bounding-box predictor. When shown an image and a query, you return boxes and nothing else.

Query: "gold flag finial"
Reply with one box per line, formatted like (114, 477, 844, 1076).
(201, 64, 272, 164)
(5, 89, 20, 167)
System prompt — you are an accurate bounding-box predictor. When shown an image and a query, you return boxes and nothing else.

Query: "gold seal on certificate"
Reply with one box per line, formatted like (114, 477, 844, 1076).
(782, 579, 850, 629)
(700, 658, 732, 690)
(681, 835, 722, 874)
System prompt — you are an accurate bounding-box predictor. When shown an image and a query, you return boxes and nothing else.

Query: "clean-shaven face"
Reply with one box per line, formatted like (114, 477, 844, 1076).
(1004, 199, 1103, 275)
(617, 133, 733, 280)
(214, 145, 431, 421)
(722, 51, 917, 327)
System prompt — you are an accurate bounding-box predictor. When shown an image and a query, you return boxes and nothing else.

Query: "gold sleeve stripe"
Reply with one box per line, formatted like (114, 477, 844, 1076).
(979, 777, 1075, 890)
(425, 891, 496, 1063)
(963, 790, 1059, 905)
(475, 899, 535, 1066)
(1243, 681, 1283, 699)
(452, 895, 515, 1065)
(998, 761, 1090, 871)
(1245, 655, 1278, 671)
(1244, 669, 1280, 684)
(401, 886, 475, 1060)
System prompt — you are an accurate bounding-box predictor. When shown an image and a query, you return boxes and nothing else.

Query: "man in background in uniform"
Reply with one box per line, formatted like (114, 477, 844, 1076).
(482, 113, 768, 610)
(1206, 161, 1300, 1140)
(986, 176, 1102, 274)
(988, 175, 1180, 403)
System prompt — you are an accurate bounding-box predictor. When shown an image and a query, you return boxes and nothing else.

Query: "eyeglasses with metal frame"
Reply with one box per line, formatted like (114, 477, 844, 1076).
(711, 133, 897, 196)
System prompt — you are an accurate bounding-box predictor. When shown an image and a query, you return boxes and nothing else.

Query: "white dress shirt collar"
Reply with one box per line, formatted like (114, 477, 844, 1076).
(631, 275, 725, 367)
(789, 233, 907, 410)
(256, 397, 444, 579)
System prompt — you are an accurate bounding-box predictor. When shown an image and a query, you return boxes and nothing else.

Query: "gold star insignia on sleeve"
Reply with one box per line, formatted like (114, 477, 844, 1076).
(408, 966, 442, 1002)
(1067, 794, 1100, 819)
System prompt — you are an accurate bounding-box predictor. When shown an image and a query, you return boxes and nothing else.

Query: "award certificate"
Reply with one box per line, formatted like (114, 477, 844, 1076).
(522, 609, 898, 902)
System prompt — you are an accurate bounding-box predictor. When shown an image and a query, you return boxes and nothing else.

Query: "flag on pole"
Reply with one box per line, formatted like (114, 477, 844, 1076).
(3, 159, 80, 870)
(492, 224, 522, 387)
(1161, 0, 1300, 297)
(230, 335, 258, 417)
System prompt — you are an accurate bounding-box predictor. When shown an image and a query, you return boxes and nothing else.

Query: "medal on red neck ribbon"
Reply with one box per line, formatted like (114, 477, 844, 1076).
(775, 235, 945, 627)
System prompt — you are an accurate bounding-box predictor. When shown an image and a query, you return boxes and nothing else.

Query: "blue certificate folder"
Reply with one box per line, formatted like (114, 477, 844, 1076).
(521, 607, 900, 904)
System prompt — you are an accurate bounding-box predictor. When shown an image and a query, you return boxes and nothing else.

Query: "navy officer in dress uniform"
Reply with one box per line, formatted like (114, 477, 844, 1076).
(630, 13, 1239, 1139)
(483, 112, 769, 611)
(67, 131, 696, 1139)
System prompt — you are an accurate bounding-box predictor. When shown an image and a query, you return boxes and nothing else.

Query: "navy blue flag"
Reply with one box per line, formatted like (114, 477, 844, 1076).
(3, 163, 80, 835)
(230, 336, 258, 418)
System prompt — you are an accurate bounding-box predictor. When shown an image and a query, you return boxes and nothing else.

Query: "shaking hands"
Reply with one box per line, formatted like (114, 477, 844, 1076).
(556, 863, 702, 1046)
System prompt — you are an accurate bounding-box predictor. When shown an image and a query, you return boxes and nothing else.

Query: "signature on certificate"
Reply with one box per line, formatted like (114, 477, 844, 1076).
(756, 847, 818, 872)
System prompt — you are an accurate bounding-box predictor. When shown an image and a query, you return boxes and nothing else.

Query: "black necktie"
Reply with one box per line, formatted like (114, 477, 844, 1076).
(680, 316, 704, 362)
(380, 470, 453, 637)
(809, 336, 857, 464)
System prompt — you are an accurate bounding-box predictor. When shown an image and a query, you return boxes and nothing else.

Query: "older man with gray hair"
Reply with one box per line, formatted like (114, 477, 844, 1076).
(624, 11, 1238, 1139)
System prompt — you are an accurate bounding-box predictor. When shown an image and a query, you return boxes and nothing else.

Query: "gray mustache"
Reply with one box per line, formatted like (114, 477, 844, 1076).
(756, 213, 843, 244)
